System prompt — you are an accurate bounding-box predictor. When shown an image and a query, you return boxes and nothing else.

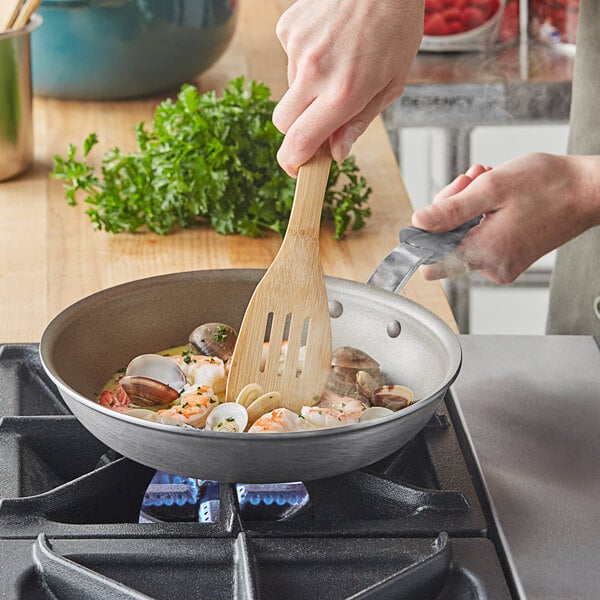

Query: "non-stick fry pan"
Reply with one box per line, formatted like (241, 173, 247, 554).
(40, 268, 461, 483)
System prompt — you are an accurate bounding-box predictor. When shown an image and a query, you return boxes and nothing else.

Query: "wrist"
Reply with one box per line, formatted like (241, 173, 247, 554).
(569, 155, 600, 227)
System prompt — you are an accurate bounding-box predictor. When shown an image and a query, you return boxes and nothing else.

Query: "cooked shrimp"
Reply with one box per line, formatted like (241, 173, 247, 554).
(317, 389, 369, 420)
(169, 354, 226, 393)
(248, 408, 313, 433)
(300, 405, 358, 429)
(98, 382, 131, 410)
(260, 342, 305, 376)
(156, 384, 219, 428)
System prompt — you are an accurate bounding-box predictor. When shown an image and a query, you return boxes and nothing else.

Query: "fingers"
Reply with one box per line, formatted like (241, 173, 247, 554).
(272, 87, 315, 135)
(272, 0, 423, 176)
(412, 165, 496, 232)
(274, 96, 344, 176)
(329, 81, 403, 163)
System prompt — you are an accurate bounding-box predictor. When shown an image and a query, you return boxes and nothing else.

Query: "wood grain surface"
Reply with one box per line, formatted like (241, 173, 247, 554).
(0, 0, 456, 343)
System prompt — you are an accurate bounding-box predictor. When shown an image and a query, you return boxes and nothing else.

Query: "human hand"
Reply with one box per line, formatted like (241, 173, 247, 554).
(273, 0, 424, 176)
(411, 153, 600, 283)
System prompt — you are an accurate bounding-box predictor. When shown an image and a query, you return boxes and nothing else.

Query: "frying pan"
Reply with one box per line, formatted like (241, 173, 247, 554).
(39, 269, 461, 482)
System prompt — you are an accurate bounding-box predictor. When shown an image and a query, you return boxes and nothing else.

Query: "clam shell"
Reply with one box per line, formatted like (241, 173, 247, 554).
(189, 322, 237, 362)
(331, 346, 381, 384)
(372, 384, 414, 411)
(205, 402, 248, 433)
(119, 375, 181, 406)
(235, 383, 264, 408)
(356, 370, 378, 402)
(246, 391, 284, 427)
(359, 406, 394, 422)
(125, 354, 186, 391)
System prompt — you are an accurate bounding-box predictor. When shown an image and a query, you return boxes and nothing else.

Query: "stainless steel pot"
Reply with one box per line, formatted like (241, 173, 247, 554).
(40, 269, 461, 482)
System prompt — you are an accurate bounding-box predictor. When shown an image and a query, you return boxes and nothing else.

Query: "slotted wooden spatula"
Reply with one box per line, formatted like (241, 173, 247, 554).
(226, 146, 333, 413)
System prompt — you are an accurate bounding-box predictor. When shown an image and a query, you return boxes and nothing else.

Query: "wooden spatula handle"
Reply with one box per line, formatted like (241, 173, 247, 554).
(285, 144, 332, 240)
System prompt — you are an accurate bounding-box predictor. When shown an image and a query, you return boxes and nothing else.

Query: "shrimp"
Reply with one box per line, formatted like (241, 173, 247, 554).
(248, 408, 313, 433)
(156, 384, 219, 428)
(260, 342, 305, 376)
(317, 389, 369, 420)
(169, 354, 226, 394)
(98, 382, 131, 410)
(300, 406, 358, 429)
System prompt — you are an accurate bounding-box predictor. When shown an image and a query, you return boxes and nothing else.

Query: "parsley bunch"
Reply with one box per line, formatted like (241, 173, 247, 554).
(51, 77, 372, 239)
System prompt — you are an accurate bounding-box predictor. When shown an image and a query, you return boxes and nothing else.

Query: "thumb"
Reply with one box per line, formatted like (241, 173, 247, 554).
(412, 179, 492, 232)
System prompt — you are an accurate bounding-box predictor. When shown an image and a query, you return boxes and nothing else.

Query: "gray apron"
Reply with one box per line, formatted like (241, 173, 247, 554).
(546, 0, 600, 339)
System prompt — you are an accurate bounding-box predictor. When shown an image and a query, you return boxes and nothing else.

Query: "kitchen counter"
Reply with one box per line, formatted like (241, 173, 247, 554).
(0, 0, 456, 344)
(452, 335, 600, 599)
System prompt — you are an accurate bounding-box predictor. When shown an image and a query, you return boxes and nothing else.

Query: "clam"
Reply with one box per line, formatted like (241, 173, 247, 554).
(125, 354, 186, 390)
(205, 402, 248, 433)
(356, 370, 379, 402)
(119, 376, 181, 406)
(372, 384, 414, 411)
(359, 406, 394, 422)
(120, 354, 187, 406)
(331, 346, 381, 384)
(235, 382, 264, 408)
(189, 322, 237, 362)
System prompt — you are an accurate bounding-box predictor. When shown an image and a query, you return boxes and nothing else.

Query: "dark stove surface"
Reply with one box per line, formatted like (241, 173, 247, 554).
(0, 344, 514, 599)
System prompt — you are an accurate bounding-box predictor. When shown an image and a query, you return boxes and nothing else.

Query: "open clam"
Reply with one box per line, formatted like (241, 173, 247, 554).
(327, 346, 381, 398)
(372, 384, 414, 411)
(189, 322, 237, 362)
(205, 402, 249, 433)
(356, 370, 379, 402)
(359, 406, 394, 422)
(120, 354, 186, 406)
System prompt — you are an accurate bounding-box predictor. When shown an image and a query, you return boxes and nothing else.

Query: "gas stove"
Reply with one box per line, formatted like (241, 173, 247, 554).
(0, 343, 514, 599)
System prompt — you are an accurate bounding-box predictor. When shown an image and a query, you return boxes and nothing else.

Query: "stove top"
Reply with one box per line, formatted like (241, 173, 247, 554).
(0, 344, 514, 599)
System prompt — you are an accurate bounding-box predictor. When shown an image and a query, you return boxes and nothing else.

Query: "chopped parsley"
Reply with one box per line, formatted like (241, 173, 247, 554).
(213, 325, 228, 343)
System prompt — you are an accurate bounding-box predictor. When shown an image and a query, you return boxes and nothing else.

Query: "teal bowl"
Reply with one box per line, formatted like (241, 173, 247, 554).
(31, 0, 238, 100)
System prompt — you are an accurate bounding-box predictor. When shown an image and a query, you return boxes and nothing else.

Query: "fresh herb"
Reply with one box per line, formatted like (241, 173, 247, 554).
(51, 77, 372, 240)
(213, 325, 228, 343)
(183, 355, 192, 364)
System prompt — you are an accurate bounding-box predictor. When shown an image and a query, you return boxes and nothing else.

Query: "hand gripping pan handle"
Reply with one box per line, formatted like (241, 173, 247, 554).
(368, 215, 482, 294)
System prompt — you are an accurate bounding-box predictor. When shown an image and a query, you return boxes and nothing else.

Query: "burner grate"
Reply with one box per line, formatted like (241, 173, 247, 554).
(4, 532, 511, 600)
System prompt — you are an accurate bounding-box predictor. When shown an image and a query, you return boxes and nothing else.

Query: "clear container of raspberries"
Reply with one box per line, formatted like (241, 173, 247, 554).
(420, 0, 507, 52)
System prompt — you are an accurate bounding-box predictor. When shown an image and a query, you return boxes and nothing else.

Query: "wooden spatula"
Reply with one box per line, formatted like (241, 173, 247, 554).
(226, 145, 333, 413)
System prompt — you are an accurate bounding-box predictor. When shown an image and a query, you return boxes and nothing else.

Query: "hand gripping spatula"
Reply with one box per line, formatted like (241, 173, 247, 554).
(226, 146, 332, 413)
(368, 215, 483, 293)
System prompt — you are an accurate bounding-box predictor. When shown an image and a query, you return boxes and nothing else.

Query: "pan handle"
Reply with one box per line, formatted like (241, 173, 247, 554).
(367, 215, 483, 294)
